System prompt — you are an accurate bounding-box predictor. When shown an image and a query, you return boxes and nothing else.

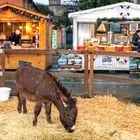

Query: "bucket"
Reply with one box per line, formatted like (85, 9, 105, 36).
(97, 45, 105, 51)
(77, 45, 86, 50)
(123, 45, 131, 52)
(0, 87, 11, 101)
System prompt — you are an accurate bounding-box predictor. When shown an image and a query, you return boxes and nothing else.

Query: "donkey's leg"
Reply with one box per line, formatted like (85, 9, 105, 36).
(33, 102, 42, 126)
(22, 99, 27, 114)
(44, 100, 52, 123)
(17, 92, 22, 113)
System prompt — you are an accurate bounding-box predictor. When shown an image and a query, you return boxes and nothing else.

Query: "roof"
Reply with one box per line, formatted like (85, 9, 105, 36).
(0, 3, 48, 19)
(69, 2, 140, 22)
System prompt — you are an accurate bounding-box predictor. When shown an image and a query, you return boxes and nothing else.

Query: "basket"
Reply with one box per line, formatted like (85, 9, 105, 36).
(115, 45, 123, 52)
(123, 45, 131, 52)
(97, 45, 105, 51)
(86, 46, 97, 51)
(105, 46, 115, 51)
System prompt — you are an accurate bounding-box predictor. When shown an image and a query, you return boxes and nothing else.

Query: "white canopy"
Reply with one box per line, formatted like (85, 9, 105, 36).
(69, 2, 140, 50)
(69, 2, 140, 22)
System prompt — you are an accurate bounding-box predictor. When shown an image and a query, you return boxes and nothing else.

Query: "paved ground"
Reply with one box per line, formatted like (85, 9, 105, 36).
(3, 71, 140, 105)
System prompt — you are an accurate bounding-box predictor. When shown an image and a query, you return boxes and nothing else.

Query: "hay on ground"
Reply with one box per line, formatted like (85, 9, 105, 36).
(0, 95, 140, 140)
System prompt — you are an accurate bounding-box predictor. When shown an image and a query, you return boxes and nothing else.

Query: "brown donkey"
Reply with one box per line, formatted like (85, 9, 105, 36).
(15, 66, 78, 133)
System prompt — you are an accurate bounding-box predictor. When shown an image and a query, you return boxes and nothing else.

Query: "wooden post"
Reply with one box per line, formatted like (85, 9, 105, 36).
(84, 50, 89, 97)
(89, 52, 94, 97)
(0, 49, 5, 87)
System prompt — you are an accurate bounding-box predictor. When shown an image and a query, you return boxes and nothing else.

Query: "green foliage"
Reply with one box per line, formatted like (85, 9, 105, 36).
(36, 2, 54, 16)
(79, 0, 133, 10)
(53, 10, 72, 29)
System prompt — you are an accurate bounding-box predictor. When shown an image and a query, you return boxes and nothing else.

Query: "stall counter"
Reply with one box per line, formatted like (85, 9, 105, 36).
(4, 49, 51, 70)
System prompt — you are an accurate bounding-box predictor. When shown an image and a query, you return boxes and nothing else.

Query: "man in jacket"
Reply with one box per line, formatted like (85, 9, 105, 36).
(132, 30, 140, 52)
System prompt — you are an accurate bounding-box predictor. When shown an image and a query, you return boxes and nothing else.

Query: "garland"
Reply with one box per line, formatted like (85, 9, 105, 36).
(0, 7, 53, 22)
(96, 17, 140, 26)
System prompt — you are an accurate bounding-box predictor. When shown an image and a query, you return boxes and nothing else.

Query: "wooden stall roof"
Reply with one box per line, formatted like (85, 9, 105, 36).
(0, 3, 48, 19)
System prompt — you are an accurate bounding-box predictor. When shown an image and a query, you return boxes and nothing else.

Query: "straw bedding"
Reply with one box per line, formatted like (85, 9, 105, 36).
(0, 95, 140, 140)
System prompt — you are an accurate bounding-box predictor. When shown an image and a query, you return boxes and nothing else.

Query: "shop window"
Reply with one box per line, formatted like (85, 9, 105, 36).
(138, 24, 140, 30)
(23, 0, 26, 8)
(110, 24, 121, 33)
(120, 24, 129, 35)
(4, 23, 13, 38)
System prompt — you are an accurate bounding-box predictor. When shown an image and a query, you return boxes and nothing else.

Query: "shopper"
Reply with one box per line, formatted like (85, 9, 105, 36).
(132, 30, 140, 52)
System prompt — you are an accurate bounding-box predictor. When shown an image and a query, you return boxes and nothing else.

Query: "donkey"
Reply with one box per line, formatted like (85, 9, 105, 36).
(15, 66, 78, 133)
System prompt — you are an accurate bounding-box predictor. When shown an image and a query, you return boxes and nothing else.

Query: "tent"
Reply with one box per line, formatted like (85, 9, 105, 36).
(69, 2, 140, 50)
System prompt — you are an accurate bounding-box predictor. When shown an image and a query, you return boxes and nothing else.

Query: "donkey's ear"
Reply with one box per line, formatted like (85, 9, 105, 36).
(72, 97, 77, 104)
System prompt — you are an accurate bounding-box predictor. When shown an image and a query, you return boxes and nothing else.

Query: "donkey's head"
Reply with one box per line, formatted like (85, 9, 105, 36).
(60, 97, 78, 133)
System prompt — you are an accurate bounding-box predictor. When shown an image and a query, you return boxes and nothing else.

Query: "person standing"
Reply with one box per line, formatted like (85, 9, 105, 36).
(132, 30, 140, 71)
(132, 30, 140, 52)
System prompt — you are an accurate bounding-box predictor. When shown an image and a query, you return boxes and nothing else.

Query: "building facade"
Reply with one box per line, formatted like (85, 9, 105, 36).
(0, 0, 38, 11)
(49, 0, 66, 19)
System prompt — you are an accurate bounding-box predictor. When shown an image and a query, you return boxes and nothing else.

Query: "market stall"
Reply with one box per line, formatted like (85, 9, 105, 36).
(0, 3, 52, 70)
(65, 2, 140, 71)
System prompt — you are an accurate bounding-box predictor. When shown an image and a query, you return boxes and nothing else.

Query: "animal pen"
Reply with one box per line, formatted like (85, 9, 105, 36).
(0, 49, 140, 139)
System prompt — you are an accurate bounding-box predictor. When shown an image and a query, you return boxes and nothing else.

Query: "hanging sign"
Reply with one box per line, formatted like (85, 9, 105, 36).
(0, 49, 4, 76)
(35, 31, 39, 48)
(52, 30, 58, 49)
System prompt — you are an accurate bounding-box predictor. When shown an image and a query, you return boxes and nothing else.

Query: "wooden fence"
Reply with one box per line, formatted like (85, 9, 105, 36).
(1, 49, 140, 97)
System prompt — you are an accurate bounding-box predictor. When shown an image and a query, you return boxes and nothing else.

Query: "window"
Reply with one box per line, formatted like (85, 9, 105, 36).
(110, 24, 121, 33)
(23, 0, 26, 8)
(137, 0, 140, 4)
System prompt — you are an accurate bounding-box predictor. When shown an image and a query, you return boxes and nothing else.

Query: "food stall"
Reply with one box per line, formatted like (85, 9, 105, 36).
(65, 2, 140, 71)
(0, 3, 52, 70)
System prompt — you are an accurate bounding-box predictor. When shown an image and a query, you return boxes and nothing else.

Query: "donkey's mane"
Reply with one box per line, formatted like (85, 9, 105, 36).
(46, 72, 71, 98)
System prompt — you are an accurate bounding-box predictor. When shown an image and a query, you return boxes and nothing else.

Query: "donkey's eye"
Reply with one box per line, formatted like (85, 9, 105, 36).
(69, 116, 74, 121)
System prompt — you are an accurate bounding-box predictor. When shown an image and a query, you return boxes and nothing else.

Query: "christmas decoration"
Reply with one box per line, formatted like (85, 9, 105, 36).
(119, 4, 130, 17)
(96, 17, 140, 25)
(0, 7, 51, 22)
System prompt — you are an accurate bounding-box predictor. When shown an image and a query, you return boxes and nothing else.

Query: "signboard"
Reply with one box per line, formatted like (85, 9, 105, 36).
(52, 30, 57, 50)
(58, 54, 130, 71)
(58, 54, 83, 70)
(93, 55, 130, 70)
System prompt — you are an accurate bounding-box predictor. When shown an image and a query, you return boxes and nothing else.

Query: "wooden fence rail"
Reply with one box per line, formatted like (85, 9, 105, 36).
(1, 49, 140, 97)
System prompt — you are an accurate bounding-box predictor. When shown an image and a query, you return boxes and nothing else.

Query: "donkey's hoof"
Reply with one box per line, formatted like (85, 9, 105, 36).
(33, 121, 37, 126)
(18, 110, 22, 113)
(47, 120, 52, 124)
(23, 110, 27, 114)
